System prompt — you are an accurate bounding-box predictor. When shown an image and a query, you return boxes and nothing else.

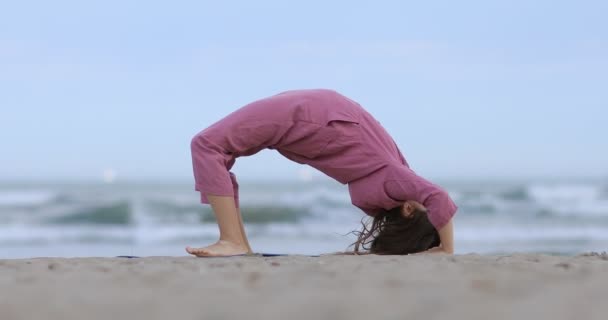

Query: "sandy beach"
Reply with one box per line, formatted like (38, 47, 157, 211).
(1, 253, 607, 320)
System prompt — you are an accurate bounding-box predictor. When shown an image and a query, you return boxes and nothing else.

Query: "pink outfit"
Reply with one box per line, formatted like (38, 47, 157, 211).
(191, 89, 457, 229)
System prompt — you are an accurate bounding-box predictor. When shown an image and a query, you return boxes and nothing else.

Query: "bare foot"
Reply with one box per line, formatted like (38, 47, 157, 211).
(186, 240, 249, 257)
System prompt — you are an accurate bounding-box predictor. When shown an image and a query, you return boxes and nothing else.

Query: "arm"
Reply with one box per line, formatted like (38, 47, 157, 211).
(384, 174, 458, 231)
(383, 167, 458, 254)
(421, 218, 454, 254)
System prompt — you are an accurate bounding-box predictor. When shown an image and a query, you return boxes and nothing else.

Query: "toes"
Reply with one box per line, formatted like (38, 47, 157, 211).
(186, 247, 212, 256)
(186, 247, 201, 254)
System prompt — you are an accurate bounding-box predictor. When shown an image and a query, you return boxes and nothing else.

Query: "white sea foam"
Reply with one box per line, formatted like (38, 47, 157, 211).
(0, 180, 607, 257)
(528, 184, 601, 203)
(528, 184, 608, 216)
(0, 190, 55, 206)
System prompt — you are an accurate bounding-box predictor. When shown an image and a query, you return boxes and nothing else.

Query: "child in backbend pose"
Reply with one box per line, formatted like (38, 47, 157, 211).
(187, 89, 457, 257)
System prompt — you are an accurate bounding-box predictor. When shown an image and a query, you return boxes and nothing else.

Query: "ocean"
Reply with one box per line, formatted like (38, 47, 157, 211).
(1, 178, 607, 258)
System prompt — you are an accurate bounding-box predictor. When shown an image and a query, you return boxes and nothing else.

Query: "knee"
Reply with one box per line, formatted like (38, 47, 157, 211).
(190, 133, 201, 151)
(190, 132, 210, 152)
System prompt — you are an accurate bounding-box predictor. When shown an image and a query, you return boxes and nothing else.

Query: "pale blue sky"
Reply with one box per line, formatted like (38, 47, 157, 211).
(1, 0, 606, 182)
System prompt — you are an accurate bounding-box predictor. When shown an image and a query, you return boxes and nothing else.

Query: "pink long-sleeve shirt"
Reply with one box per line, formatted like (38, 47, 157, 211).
(191, 89, 457, 229)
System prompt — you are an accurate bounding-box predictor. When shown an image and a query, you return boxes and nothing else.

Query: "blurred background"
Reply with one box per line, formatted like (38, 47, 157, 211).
(1, 0, 607, 258)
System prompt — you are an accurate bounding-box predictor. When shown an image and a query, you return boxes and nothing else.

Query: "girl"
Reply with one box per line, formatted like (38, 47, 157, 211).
(187, 89, 457, 257)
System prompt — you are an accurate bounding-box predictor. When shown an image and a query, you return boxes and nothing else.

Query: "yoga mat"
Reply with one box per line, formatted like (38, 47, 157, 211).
(116, 253, 321, 258)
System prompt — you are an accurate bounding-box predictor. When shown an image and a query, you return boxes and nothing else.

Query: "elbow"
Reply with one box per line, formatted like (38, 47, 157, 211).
(432, 189, 458, 225)
(442, 190, 458, 222)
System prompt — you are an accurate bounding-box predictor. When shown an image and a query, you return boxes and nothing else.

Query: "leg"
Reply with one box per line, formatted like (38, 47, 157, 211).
(186, 195, 251, 257)
(236, 207, 252, 253)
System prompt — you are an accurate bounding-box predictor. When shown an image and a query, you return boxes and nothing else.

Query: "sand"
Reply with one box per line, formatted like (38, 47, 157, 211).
(1, 253, 608, 320)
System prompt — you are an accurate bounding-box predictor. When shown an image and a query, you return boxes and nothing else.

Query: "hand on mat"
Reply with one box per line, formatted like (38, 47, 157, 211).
(412, 245, 451, 255)
(325, 251, 370, 256)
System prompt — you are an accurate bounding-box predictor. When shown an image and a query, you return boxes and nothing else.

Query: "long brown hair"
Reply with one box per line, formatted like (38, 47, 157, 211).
(351, 205, 440, 255)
